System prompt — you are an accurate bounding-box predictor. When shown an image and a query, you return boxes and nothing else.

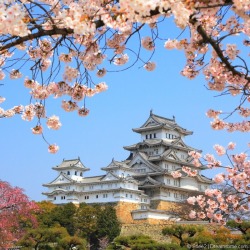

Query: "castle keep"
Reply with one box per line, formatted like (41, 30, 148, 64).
(43, 112, 212, 223)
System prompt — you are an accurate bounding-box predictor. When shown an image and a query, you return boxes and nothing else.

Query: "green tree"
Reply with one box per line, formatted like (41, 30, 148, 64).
(227, 220, 250, 235)
(36, 201, 57, 228)
(56, 235, 87, 250)
(108, 235, 182, 250)
(50, 203, 77, 235)
(162, 225, 204, 247)
(18, 226, 68, 250)
(74, 203, 98, 241)
(96, 205, 121, 241)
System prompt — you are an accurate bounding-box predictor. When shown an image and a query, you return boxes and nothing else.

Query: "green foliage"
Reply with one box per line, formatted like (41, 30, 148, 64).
(227, 220, 250, 234)
(50, 203, 77, 236)
(234, 231, 250, 245)
(56, 235, 87, 250)
(35, 201, 57, 228)
(96, 205, 121, 241)
(74, 203, 98, 239)
(131, 243, 184, 250)
(21, 202, 121, 249)
(18, 226, 68, 250)
(108, 235, 183, 250)
(162, 225, 204, 247)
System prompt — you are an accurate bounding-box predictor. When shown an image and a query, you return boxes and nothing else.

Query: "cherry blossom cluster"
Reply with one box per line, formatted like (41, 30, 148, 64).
(186, 143, 250, 223)
(0, 0, 249, 156)
(0, 181, 38, 248)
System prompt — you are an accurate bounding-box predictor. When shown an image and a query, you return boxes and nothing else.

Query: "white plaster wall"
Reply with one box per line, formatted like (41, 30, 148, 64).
(180, 178, 198, 190)
(132, 211, 171, 220)
(78, 191, 141, 204)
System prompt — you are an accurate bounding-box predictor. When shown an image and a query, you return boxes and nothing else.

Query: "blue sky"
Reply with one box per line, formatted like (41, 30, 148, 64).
(1, 20, 249, 201)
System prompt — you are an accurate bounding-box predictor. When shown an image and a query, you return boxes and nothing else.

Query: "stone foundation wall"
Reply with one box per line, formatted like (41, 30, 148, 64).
(114, 202, 140, 224)
(150, 200, 181, 211)
(121, 223, 173, 243)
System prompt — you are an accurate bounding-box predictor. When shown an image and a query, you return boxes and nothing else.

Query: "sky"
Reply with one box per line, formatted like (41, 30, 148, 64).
(1, 18, 249, 201)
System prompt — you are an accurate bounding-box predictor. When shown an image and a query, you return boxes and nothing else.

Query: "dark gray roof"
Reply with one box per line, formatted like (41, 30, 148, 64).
(52, 158, 90, 171)
(132, 112, 193, 135)
(139, 176, 161, 186)
(101, 159, 133, 171)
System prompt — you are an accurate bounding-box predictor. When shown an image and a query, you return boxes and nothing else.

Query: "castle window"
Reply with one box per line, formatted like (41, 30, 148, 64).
(130, 194, 133, 198)
(166, 179, 170, 184)
(75, 171, 77, 175)
(89, 185, 94, 190)
(84, 196, 89, 199)
(174, 193, 178, 198)
(96, 195, 98, 198)
(174, 180, 179, 186)
(103, 194, 108, 198)
(154, 133, 156, 138)
(126, 194, 128, 198)
(80, 172, 83, 177)
(146, 134, 148, 139)
(150, 134, 152, 139)
(198, 184, 202, 191)
(67, 171, 70, 175)
(54, 197, 56, 200)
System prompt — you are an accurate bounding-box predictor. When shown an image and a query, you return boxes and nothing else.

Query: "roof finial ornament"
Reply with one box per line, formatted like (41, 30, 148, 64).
(150, 109, 153, 115)
(173, 115, 175, 122)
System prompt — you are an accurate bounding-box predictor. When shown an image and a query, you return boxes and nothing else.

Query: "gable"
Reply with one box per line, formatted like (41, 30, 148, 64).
(50, 173, 73, 184)
(176, 141, 185, 147)
(76, 161, 83, 168)
(145, 118, 159, 127)
(128, 154, 160, 173)
(101, 172, 119, 181)
(163, 149, 180, 161)
(168, 153, 177, 160)
(140, 176, 160, 186)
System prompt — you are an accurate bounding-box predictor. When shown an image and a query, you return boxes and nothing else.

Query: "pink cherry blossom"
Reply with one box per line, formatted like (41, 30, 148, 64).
(141, 37, 155, 51)
(143, 61, 156, 71)
(187, 196, 196, 205)
(31, 125, 43, 135)
(48, 144, 59, 154)
(78, 107, 90, 117)
(213, 173, 225, 184)
(46, 115, 62, 130)
(171, 171, 182, 178)
(189, 210, 196, 219)
(227, 142, 236, 150)
(0, 96, 6, 104)
(214, 144, 226, 156)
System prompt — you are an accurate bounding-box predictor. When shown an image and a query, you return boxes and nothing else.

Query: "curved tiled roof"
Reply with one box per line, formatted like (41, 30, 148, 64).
(132, 112, 193, 135)
(52, 158, 90, 171)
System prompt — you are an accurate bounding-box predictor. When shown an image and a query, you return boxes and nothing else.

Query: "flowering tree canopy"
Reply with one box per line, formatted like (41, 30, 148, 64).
(0, 0, 249, 152)
(0, 180, 38, 248)
(172, 144, 250, 225)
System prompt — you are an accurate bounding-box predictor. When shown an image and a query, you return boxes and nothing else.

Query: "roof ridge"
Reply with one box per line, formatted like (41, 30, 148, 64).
(151, 113, 175, 123)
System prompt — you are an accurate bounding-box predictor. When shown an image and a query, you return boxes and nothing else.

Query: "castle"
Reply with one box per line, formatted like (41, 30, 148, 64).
(43, 111, 212, 223)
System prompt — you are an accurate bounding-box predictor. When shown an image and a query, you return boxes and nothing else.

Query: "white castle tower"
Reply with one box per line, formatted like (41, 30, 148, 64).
(43, 111, 212, 223)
